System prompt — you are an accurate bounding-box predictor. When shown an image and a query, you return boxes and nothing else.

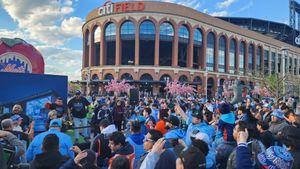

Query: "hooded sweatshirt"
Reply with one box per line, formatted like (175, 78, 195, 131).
(216, 112, 235, 142)
(127, 133, 145, 168)
(30, 151, 68, 169)
(165, 128, 185, 139)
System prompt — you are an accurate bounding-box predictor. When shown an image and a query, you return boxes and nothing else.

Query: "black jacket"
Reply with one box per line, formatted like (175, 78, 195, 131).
(30, 151, 68, 169)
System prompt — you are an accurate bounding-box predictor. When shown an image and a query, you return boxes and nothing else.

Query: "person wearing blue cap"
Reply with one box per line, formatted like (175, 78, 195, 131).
(269, 109, 288, 136)
(26, 119, 74, 162)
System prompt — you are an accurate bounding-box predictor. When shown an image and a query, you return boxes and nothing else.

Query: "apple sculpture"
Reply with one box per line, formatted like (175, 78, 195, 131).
(0, 38, 44, 74)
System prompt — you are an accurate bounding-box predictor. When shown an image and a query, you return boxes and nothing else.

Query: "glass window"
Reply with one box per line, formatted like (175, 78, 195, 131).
(193, 29, 202, 69)
(194, 29, 202, 45)
(121, 21, 135, 40)
(289, 57, 293, 73)
(264, 50, 269, 75)
(248, 44, 254, 72)
(278, 54, 282, 73)
(160, 22, 174, 41)
(105, 23, 116, 41)
(229, 39, 236, 74)
(178, 25, 189, 43)
(294, 58, 297, 75)
(239, 42, 245, 74)
(140, 20, 155, 40)
(256, 47, 261, 75)
(206, 32, 215, 71)
(271, 52, 276, 74)
(94, 27, 101, 43)
(218, 36, 226, 73)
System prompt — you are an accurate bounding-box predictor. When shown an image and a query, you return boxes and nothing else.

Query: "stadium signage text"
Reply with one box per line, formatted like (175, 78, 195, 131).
(98, 1, 145, 16)
(295, 35, 300, 45)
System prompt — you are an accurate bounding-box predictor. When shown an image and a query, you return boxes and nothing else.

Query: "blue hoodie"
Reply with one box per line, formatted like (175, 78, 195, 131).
(165, 128, 185, 139)
(127, 133, 145, 168)
(216, 112, 236, 141)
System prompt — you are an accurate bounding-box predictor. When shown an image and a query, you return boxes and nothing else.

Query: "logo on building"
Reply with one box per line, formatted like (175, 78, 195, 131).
(295, 35, 300, 45)
(98, 1, 145, 16)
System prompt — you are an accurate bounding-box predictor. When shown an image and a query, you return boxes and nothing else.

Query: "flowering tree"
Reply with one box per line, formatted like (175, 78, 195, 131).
(251, 86, 272, 97)
(104, 79, 133, 95)
(165, 80, 196, 96)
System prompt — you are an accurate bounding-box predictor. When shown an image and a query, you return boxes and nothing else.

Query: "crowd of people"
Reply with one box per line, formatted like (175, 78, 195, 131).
(0, 90, 300, 169)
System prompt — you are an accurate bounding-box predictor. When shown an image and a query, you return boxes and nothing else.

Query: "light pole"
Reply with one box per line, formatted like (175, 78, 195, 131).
(281, 47, 289, 101)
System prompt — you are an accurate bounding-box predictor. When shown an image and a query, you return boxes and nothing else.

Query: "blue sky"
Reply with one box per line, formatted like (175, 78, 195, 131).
(0, 0, 291, 80)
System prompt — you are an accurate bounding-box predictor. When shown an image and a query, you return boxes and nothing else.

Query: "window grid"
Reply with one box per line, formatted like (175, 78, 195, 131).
(229, 39, 236, 74)
(206, 33, 215, 72)
(105, 23, 116, 41)
(239, 42, 245, 74)
(218, 36, 226, 73)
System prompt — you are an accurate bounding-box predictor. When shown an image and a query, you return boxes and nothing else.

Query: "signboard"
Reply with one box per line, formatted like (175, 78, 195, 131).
(98, 1, 145, 16)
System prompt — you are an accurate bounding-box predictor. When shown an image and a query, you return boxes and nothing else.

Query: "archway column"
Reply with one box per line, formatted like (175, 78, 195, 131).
(135, 28, 140, 66)
(89, 30, 95, 67)
(187, 29, 194, 68)
(172, 27, 179, 67)
(115, 25, 121, 66)
(154, 25, 160, 66)
(100, 27, 105, 66)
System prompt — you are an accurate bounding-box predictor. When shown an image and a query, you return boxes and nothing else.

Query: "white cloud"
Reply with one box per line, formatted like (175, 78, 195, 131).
(217, 0, 237, 9)
(210, 11, 229, 17)
(178, 0, 201, 10)
(0, 0, 83, 46)
(37, 45, 82, 80)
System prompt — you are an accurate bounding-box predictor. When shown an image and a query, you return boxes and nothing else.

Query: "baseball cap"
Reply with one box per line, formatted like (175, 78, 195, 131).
(11, 115, 22, 122)
(49, 119, 62, 127)
(257, 146, 293, 169)
(75, 90, 81, 95)
(271, 109, 284, 119)
(191, 112, 203, 120)
(190, 130, 210, 144)
(165, 115, 179, 127)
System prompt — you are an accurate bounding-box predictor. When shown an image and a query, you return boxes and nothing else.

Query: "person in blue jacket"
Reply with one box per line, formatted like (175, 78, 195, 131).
(26, 119, 74, 162)
(185, 112, 215, 146)
(126, 120, 145, 169)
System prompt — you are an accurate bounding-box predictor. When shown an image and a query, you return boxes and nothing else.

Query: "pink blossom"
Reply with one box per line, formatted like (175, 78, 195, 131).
(104, 79, 133, 94)
(165, 80, 196, 96)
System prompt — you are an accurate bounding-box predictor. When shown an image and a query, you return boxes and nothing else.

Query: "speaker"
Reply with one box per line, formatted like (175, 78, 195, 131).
(129, 88, 139, 105)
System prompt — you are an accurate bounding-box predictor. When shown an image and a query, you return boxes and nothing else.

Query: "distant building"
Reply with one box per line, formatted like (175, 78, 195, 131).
(81, 1, 300, 97)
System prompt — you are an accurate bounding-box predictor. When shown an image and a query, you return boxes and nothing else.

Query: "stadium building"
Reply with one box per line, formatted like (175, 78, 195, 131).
(81, 1, 300, 97)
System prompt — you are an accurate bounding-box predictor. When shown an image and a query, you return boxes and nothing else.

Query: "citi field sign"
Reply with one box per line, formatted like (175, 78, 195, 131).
(98, 1, 145, 16)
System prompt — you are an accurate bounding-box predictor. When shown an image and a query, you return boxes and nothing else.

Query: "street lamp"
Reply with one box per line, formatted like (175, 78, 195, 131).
(280, 47, 289, 101)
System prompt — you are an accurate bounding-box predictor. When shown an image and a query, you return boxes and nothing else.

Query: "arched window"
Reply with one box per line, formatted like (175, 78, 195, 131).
(93, 26, 101, 66)
(84, 30, 89, 67)
(160, 74, 172, 82)
(105, 23, 116, 65)
(121, 21, 135, 65)
(104, 73, 114, 80)
(178, 25, 189, 67)
(193, 76, 202, 85)
(121, 21, 135, 40)
(178, 75, 188, 82)
(218, 36, 226, 73)
(229, 39, 236, 74)
(207, 77, 214, 99)
(248, 44, 254, 72)
(256, 46, 262, 75)
(239, 41, 246, 74)
(193, 29, 202, 69)
(140, 20, 155, 65)
(121, 73, 133, 80)
(159, 22, 174, 66)
(140, 73, 153, 81)
(206, 32, 215, 71)
(92, 74, 99, 81)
